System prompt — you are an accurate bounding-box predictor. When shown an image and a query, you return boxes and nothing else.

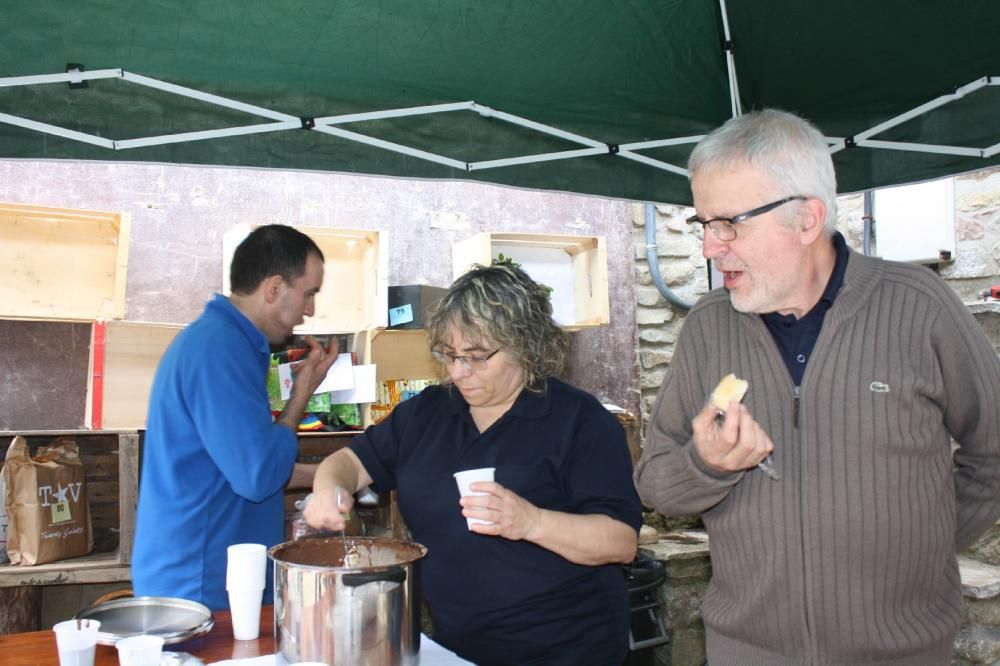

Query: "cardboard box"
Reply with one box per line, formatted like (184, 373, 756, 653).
(0, 202, 130, 322)
(387, 285, 447, 329)
(451, 232, 609, 329)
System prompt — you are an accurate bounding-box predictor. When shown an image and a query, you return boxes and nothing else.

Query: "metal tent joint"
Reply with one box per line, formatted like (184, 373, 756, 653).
(65, 63, 87, 89)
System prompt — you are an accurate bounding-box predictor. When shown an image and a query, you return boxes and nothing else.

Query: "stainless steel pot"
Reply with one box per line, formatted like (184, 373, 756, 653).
(269, 536, 428, 666)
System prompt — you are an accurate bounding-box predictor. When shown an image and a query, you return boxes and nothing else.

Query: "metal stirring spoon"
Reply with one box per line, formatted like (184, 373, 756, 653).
(337, 488, 360, 567)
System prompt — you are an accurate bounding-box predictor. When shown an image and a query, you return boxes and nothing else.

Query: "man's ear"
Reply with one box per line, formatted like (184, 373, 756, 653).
(798, 197, 827, 245)
(261, 274, 285, 304)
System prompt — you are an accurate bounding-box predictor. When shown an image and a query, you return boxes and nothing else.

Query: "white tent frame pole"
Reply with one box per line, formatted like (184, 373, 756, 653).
(856, 139, 984, 158)
(114, 121, 302, 150)
(718, 0, 743, 117)
(0, 68, 123, 88)
(312, 124, 468, 170)
(122, 71, 298, 122)
(0, 68, 994, 179)
(0, 111, 115, 148)
(854, 76, 991, 143)
(315, 102, 475, 125)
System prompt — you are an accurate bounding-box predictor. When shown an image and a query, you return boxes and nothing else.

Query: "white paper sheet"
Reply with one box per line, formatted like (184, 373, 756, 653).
(278, 353, 355, 400)
(327, 364, 377, 404)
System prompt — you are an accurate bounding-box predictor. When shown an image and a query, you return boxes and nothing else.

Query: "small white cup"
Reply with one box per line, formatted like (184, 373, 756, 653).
(52, 619, 101, 666)
(229, 587, 264, 640)
(115, 634, 164, 666)
(453, 467, 496, 529)
(226, 543, 267, 591)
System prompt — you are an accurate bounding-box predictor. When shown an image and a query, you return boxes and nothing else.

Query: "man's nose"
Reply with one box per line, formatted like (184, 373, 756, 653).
(702, 231, 727, 261)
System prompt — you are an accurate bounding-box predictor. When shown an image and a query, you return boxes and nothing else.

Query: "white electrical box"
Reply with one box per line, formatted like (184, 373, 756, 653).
(873, 178, 956, 264)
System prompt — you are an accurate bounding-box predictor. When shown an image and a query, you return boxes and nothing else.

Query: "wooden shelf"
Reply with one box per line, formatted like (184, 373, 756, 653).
(0, 202, 130, 322)
(0, 430, 138, 588)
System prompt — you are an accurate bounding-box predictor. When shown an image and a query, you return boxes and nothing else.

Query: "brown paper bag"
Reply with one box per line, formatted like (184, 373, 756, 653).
(3, 435, 93, 565)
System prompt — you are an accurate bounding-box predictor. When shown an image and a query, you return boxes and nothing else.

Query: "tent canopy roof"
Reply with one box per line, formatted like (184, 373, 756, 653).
(2, 1, 999, 204)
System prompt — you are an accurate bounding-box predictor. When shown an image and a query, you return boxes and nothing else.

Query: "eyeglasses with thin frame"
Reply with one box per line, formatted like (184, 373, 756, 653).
(687, 196, 807, 241)
(431, 348, 501, 371)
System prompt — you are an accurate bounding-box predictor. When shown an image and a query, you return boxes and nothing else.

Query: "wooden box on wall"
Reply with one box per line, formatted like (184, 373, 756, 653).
(451, 232, 610, 329)
(352, 328, 442, 426)
(0, 430, 138, 587)
(0, 202, 130, 322)
(86, 321, 183, 430)
(222, 224, 388, 333)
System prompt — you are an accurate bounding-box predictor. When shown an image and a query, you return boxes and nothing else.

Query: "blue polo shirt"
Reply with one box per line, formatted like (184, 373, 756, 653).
(762, 232, 849, 385)
(132, 295, 299, 610)
(350, 378, 643, 666)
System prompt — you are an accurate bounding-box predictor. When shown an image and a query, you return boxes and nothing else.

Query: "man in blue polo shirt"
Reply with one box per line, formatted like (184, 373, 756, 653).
(132, 224, 338, 610)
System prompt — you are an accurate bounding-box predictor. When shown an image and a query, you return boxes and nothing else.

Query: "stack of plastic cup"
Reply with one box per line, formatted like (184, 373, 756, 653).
(115, 634, 164, 666)
(453, 467, 496, 529)
(52, 619, 101, 666)
(227, 542, 267, 640)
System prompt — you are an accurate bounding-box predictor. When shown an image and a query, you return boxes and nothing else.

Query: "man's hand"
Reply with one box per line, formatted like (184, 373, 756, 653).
(289, 336, 339, 399)
(691, 400, 774, 473)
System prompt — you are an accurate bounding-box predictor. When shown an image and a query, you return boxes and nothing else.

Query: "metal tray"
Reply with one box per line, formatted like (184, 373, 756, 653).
(75, 596, 215, 646)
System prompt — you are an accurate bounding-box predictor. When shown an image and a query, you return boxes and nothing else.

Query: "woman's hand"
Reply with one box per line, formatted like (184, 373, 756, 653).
(303, 485, 354, 532)
(459, 481, 541, 540)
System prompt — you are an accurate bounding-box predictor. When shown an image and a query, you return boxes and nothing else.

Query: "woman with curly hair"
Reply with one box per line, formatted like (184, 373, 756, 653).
(307, 263, 642, 665)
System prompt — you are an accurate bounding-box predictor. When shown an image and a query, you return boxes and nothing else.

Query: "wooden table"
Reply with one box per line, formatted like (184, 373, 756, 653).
(0, 606, 275, 666)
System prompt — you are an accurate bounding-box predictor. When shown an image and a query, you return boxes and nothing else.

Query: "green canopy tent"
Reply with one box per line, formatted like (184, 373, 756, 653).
(1, 0, 998, 205)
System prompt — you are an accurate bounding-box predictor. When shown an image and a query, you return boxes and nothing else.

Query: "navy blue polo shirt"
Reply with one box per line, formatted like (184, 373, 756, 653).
(761, 232, 849, 386)
(349, 378, 643, 666)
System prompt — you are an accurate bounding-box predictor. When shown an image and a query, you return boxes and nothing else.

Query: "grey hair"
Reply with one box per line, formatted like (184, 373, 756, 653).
(688, 109, 838, 232)
(426, 263, 569, 393)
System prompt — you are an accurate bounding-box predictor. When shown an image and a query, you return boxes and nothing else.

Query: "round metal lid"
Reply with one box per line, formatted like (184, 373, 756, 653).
(75, 596, 215, 646)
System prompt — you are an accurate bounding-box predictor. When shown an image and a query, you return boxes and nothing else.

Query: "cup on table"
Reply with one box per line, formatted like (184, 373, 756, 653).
(115, 634, 164, 666)
(453, 467, 496, 529)
(52, 619, 101, 666)
(227, 542, 267, 640)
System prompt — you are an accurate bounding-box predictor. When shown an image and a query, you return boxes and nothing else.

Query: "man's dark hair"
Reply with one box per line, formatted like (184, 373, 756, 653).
(229, 224, 325, 295)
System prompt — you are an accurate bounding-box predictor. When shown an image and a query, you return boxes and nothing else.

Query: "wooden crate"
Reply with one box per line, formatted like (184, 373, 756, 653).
(0, 202, 130, 322)
(86, 321, 183, 430)
(352, 328, 442, 426)
(452, 232, 610, 329)
(222, 224, 388, 333)
(0, 430, 138, 587)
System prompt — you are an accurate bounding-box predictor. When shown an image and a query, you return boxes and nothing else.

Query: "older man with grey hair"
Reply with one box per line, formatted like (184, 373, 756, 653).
(636, 109, 1000, 665)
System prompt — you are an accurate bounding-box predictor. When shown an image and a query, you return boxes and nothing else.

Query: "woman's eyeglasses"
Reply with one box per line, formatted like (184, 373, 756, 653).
(430, 348, 500, 370)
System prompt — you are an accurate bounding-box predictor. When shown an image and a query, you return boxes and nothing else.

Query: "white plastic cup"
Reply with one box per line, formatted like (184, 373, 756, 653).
(453, 467, 496, 529)
(226, 543, 267, 592)
(52, 619, 101, 666)
(229, 587, 264, 640)
(115, 634, 164, 666)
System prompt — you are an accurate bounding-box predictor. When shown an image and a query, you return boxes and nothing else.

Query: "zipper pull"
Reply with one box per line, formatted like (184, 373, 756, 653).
(793, 386, 801, 428)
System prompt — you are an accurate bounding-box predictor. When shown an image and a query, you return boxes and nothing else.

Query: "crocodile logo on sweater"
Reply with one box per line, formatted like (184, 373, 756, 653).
(870, 381, 890, 393)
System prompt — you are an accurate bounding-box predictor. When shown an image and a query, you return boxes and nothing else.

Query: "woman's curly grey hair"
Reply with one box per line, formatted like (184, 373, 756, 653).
(426, 263, 569, 393)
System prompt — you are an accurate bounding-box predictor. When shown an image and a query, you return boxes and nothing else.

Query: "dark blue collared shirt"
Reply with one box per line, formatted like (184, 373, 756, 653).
(761, 232, 849, 386)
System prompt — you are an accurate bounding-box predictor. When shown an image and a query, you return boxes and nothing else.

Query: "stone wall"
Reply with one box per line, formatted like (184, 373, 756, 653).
(634, 166, 1000, 432)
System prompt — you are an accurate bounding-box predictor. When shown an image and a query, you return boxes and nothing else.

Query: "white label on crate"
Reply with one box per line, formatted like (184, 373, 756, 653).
(389, 304, 414, 327)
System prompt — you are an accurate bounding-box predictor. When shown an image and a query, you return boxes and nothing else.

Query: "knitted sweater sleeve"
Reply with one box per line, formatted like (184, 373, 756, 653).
(930, 283, 1000, 549)
(634, 298, 744, 516)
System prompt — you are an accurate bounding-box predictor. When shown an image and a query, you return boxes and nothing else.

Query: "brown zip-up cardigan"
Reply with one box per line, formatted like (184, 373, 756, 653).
(635, 247, 1000, 665)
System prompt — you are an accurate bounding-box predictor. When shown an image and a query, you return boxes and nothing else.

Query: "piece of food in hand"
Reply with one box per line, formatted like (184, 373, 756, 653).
(711, 373, 749, 412)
